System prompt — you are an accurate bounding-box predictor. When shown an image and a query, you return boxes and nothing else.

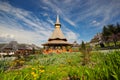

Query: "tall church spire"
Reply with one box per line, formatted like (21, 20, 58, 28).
(56, 15, 60, 24)
(55, 15, 61, 27)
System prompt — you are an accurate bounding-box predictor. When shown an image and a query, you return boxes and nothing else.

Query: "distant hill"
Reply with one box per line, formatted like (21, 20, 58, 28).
(0, 41, 41, 52)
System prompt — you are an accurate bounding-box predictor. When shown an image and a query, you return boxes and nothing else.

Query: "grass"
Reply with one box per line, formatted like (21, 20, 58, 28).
(0, 51, 120, 80)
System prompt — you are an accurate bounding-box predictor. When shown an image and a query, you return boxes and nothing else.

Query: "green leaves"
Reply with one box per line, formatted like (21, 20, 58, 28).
(102, 23, 120, 46)
(0, 51, 120, 80)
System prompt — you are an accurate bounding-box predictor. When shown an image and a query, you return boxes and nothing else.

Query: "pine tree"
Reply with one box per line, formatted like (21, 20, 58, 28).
(81, 41, 86, 50)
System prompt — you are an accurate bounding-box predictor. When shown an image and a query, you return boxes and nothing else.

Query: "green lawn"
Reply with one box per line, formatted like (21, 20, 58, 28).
(0, 51, 120, 80)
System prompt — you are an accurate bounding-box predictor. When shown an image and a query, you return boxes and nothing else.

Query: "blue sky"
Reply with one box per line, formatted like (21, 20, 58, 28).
(0, 0, 120, 46)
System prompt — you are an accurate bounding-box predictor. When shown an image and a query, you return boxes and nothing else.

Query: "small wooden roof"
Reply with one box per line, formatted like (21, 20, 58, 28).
(72, 41, 79, 47)
(42, 40, 72, 46)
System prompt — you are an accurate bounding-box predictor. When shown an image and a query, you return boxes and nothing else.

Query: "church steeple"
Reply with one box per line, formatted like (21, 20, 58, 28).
(42, 14, 72, 53)
(55, 15, 61, 27)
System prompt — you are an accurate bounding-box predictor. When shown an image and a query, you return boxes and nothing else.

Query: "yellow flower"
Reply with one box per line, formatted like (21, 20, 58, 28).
(33, 74, 38, 78)
(60, 64, 64, 67)
(26, 65, 31, 68)
(51, 72, 54, 74)
(16, 60, 19, 62)
(32, 68, 35, 70)
(20, 61, 25, 64)
(67, 59, 71, 63)
(39, 66, 44, 69)
(39, 70, 45, 73)
(31, 72, 38, 79)
(31, 72, 35, 75)
(57, 68, 60, 70)
(16, 72, 19, 74)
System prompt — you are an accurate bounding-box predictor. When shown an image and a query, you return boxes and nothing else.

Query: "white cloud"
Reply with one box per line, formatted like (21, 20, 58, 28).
(43, 13, 49, 17)
(64, 0, 72, 4)
(47, 17, 54, 25)
(65, 31, 78, 42)
(41, 0, 120, 28)
(0, 2, 30, 17)
(42, 0, 76, 27)
(0, 1, 53, 46)
(91, 20, 100, 26)
(0, 24, 51, 47)
(75, 0, 120, 26)
(63, 17, 76, 27)
(0, 33, 15, 43)
(41, 6, 49, 11)
(0, 1, 50, 31)
(63, 28, 80, 43)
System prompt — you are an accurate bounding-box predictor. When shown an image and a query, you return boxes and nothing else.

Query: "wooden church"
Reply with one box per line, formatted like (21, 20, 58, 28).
(42, 15, 72, 54)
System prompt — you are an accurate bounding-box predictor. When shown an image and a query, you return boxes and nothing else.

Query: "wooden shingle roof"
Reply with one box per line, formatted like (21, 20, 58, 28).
(49, 27, 67, 40)
(48, 15, 67, 41)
